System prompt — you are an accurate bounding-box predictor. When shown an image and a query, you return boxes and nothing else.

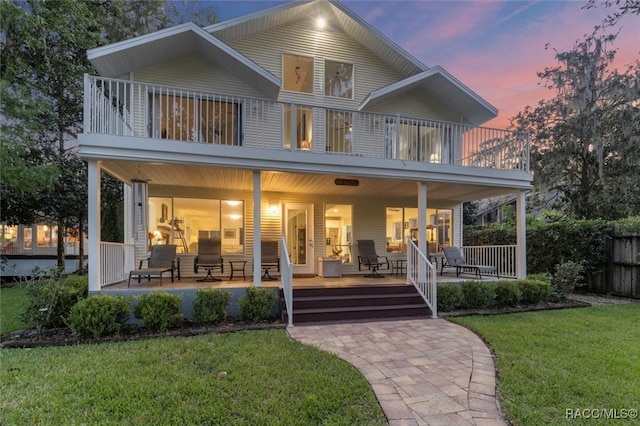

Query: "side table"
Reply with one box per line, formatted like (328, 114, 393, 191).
(229, 260, 247, 280)
(391, 259, 406, 277)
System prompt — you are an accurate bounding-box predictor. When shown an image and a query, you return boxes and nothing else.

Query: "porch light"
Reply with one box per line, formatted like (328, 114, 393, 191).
(268, 200, 279, 214)
(316, 18, 326, 29)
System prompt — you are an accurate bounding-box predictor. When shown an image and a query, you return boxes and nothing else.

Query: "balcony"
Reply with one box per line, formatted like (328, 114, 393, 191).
(83, 75, 530, 172)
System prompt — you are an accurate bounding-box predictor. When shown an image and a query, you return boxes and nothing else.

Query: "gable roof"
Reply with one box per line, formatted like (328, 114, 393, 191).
(87, 23, 281, 99)
(87, 0, 498, 125)
(206, 0, 427, 78)
(360, 67, 498, 125)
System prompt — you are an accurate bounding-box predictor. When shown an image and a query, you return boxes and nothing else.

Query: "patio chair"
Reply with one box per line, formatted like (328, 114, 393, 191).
(441, 247, 498, 279)
(194, 237, 224, 282)
(128, 244, 180, 287)
(357, 240, 389, 278)
(261, 240, 280, 280)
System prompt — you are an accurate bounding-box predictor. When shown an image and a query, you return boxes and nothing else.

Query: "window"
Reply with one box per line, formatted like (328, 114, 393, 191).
(325, 111, 352, 153)
(151, 94, 241, 145)
(283, 54, 314, 94)
(325, 60, 353, 99)
(1, 224, 18, 254)
(36, 225, 58, 248)
(284, 105, 313, 150)
(386, 120, 451, 163)
(148, 197, 244, 254)
(385, 207, 452, 253)
(325, 204, 352, 263)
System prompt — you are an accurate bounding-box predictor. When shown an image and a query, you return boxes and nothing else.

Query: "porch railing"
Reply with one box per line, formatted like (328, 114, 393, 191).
(280, 235, 294, 327)
(100, 242, 135, 286)
(462, 245, 517, 278)
(1, 242, 81, 256)
(407, 240, 437, 318)
(84, 75, 530, 172)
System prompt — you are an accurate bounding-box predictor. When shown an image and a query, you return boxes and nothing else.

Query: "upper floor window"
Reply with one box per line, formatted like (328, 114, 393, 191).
(386, 120, 451, 164)
(283, 54, 314, 94)
(325, 60, 353, 99)
(284, 105, 313, 150)
(150, 93, 241, 145)
(326, 111, 352, 153)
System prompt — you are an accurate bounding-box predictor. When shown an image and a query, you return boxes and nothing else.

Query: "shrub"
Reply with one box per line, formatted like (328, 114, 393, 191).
(460, 280, 494, 309)
(238, 287, 277, 323)
(526, 273, 552, 284)
(437, 283, 462, 312)
(133, 292, 183, 331)
(493, 280, 521, 307)
(20, 271, 88, 330)
(66, 294, 130, 337)
(551, 261, 584, 301)
(193, 288, 232, 325)
(518, 279, 553, 305)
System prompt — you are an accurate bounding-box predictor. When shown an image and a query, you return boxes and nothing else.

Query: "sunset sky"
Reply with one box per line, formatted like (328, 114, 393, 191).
(210, 0, 639, 129)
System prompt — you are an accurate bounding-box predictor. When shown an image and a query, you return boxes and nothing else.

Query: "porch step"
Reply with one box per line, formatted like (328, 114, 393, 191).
(280, 284, 431, 324)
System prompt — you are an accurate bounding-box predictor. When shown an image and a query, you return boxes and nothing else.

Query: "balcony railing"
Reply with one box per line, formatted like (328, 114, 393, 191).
(84, 75, 530, 172)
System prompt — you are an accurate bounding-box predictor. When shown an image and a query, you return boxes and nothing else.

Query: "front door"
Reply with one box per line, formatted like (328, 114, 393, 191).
(284, 203, 314, 274)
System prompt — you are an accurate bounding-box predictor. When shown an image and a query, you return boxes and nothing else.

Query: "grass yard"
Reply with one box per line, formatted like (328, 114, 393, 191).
(0, 286, 29, 336)
(1, 329, 386, 425)
(451, 304, 640, 426)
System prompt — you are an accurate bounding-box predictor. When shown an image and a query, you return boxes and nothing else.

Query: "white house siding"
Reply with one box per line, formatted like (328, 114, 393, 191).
(227, 21, 407, 108)
(132, 55, 266, 98)
(130, 55, 283, 150)
(367, 92, 457, 124)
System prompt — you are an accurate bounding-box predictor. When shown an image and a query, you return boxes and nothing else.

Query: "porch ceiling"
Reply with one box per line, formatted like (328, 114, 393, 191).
(101, 160, 523, 204)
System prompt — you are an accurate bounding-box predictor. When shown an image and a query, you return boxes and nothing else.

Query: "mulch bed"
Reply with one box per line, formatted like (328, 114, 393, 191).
(439, 298, 591, 318)
(1, 298, 602, 349)
(0, 319, 286, 349)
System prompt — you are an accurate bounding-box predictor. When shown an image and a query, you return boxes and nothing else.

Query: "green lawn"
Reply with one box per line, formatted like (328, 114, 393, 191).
(451, 304, 640, 426)
(0, 286, 29, 336)
(1, 329, 386, 425)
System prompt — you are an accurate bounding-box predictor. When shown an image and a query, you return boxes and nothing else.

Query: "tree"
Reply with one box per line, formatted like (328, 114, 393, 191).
(512, 24, 640, 220)
(584, 0, 640, 26)
(1, 0, 219, 271)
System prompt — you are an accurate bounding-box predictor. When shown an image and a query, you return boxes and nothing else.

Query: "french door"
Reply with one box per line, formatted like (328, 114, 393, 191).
(284, 203, 314, 274)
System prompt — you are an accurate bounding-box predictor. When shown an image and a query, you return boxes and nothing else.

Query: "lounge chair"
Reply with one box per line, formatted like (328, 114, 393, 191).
(441, 247, 498, 279)
(128, 244, 180, 287)
(261, 240, 280, 280)
(357, 240, 389, 278)
(194, 237, 224, 282)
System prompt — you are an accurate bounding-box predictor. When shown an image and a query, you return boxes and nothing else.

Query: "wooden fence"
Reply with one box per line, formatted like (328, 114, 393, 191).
(587, 232, 639, 299)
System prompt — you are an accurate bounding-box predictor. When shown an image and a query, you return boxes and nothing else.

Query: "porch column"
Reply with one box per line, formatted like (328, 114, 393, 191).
(87, 160, 101, 292)
(417, 182, 427, 254)
(252, 170, 262, 287)
(417, 182, 428, 285)
(516, 190, 527, 279)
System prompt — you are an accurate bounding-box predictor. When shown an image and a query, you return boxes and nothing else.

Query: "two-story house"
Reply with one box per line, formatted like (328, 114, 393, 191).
(80, 0, 532, 318)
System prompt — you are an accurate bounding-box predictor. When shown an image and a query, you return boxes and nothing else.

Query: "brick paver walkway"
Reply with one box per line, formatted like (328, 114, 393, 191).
(287, 318, 505, 426)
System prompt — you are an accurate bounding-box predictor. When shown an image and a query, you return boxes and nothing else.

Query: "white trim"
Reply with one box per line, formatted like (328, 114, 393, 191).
(88, 160, 101, 291)
(359, 67, 498, 125)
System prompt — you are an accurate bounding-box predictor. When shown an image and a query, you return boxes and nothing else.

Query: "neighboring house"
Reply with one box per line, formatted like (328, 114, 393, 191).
(79, 0, 532, 298)
(473, 195, 517, 226)
(0, 223, 85, 279)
